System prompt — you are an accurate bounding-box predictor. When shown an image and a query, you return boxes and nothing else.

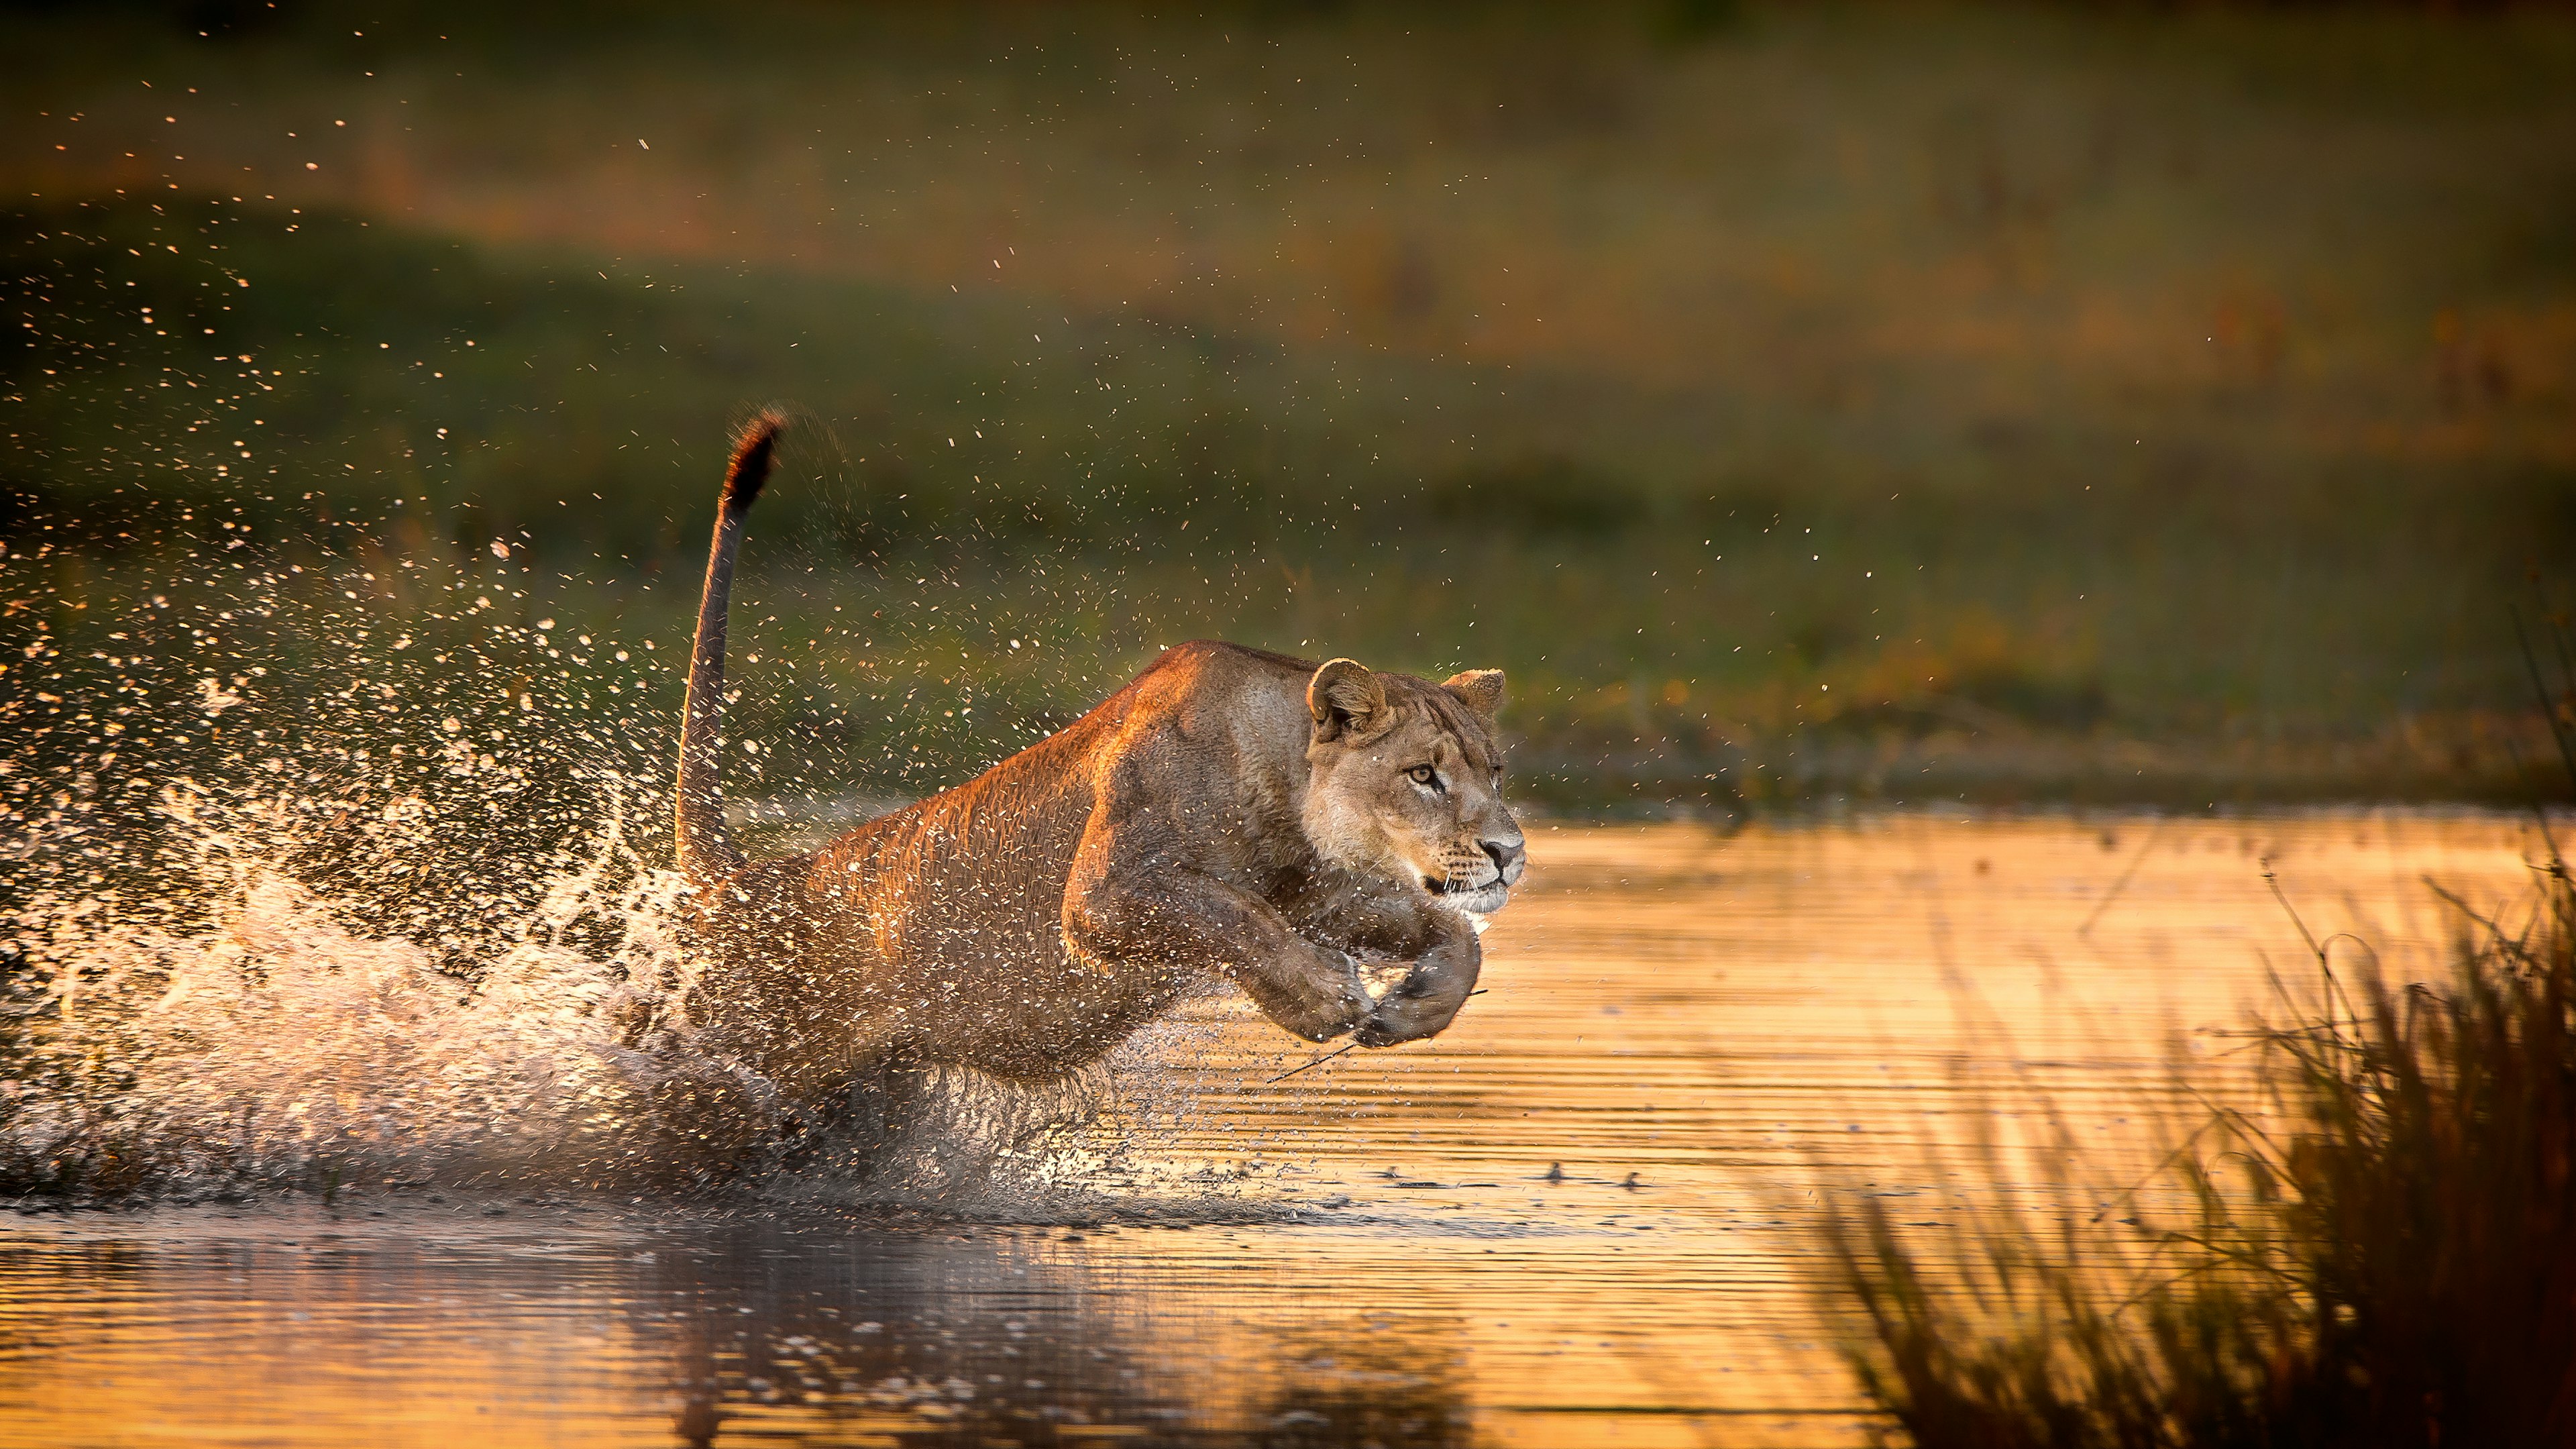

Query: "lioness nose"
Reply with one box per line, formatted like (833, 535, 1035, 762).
(1484, 838, 1526, 885)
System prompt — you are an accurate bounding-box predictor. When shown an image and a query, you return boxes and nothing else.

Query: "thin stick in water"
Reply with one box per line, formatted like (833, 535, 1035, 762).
(1267, 1042, 1356, 1084)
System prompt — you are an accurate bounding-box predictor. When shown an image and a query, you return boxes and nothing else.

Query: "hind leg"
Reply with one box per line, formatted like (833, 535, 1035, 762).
(784, 1060, 943, 1187)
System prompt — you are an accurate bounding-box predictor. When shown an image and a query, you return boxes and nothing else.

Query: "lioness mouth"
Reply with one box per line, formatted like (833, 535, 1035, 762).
(1429, 875, 1505, 896)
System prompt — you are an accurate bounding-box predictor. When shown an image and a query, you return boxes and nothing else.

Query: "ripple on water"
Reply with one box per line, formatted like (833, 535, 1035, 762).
(0, 811, 2552, 1446)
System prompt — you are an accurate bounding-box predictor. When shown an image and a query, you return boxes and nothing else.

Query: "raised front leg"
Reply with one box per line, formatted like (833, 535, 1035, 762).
(1353, 911, 1483, 1047)
(1061, 817, 1371, 1044)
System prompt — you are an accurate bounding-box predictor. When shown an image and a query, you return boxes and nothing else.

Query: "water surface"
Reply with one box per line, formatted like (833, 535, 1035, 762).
(0, 812, 2548, 1448)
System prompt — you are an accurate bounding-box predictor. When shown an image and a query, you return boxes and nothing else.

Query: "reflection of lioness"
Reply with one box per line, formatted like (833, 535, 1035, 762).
(674, 417, 1527, 1102)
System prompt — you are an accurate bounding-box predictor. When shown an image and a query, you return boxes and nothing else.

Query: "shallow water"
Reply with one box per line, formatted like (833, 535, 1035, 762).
(0, 811, 2551, 1448)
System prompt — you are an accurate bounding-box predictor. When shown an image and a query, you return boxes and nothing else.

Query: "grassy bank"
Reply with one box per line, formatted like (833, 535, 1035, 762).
(1826, 690, 2576, 1444)
(5, 2, 2574, 812)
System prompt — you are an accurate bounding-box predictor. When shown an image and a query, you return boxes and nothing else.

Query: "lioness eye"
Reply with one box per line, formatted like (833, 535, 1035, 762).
(1408, 764, 1440, 788)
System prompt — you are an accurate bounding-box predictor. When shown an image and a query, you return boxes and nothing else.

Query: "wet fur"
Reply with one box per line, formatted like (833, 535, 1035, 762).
(674, 419, 1524, 1104)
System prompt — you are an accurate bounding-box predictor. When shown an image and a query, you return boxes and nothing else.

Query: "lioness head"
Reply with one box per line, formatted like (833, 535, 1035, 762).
(1301, 658, 1527, 917)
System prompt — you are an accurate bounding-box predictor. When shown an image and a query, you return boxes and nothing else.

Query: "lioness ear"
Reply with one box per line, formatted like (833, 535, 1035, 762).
(1442, 669, 1506, 720)
(1308, 659, 1389, 742)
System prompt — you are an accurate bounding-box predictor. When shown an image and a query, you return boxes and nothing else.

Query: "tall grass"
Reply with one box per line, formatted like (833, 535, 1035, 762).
(1828, 690, 2576, 1445)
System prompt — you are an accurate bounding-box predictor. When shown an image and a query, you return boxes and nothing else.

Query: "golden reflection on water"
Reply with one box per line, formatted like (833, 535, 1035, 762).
(0, 812, 2548, 1448)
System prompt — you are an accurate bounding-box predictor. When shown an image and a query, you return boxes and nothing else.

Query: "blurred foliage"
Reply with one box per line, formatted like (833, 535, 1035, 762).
(1827, 680, 2576, 1447)
(3, 1, 2573, 812)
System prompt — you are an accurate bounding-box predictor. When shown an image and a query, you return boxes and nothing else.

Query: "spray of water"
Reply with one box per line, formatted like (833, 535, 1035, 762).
(0, 533, 1187, 1209)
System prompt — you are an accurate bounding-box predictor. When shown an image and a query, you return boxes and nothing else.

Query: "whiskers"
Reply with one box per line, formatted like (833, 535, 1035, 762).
(1433, 851, 1507, 900)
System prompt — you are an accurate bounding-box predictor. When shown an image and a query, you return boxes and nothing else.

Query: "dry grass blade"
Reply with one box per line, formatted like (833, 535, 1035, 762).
(1822, 690, 2576, 1448)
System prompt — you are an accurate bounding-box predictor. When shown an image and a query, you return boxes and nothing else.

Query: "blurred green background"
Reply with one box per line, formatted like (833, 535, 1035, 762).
(5, 0, 2573, 818)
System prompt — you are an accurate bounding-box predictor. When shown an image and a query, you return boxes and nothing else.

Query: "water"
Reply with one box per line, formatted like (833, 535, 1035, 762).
(0, 810, 2549, 1447)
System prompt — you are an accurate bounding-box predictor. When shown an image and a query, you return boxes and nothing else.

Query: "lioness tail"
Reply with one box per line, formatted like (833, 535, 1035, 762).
(676, 412, 786, 887)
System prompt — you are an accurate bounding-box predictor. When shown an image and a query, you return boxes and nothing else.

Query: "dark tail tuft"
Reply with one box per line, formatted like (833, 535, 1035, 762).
(722, 411, 788, 513)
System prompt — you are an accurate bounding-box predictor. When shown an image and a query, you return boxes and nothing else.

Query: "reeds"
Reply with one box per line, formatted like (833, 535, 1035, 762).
(1828, 694, 2576, 1445)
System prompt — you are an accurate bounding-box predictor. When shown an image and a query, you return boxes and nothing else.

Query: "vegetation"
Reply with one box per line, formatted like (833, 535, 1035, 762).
(1827, 669, 2576, 1446)
(5, 1, 2573, 812)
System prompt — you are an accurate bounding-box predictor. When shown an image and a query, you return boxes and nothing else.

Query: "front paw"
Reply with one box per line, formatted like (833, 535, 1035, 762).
(1353, 984, 1462, 1047)
(1354, 932, 1480, 1047)
(1279, 953, 1372, 1042)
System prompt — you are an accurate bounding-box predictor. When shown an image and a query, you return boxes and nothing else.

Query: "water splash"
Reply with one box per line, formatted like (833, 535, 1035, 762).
(0, 554, 1161, 1208)
(0, 765, 1204, 1209)
(7, 767, 736, 1193)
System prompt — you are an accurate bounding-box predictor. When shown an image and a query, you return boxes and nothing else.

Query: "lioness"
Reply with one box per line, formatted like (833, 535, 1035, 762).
(674, 417, 1527, 1102)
